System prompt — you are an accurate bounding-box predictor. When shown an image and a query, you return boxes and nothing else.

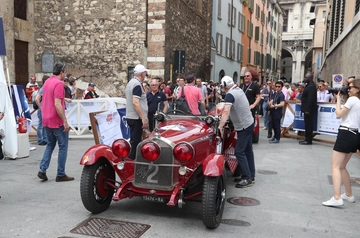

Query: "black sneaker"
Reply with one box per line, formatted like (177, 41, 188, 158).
(250, 177, 255, 184)
(235, 179, 252, 188)
(37, 172, 48, 181)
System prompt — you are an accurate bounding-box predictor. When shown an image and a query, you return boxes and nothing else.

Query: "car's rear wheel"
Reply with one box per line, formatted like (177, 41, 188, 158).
(202, 170, 226, 229)
(80, 158, 115, 214)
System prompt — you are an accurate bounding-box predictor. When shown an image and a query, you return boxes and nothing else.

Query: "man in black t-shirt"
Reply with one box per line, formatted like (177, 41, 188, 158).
(240, 71, 261, 118)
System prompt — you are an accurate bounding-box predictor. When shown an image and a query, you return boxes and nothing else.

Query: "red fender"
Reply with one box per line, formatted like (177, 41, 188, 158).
(202, 153, 225, 176)
(79, 144, 119, 166)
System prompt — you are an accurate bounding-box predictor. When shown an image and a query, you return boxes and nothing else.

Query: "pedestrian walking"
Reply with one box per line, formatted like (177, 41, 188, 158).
(37, 62, 74, 182)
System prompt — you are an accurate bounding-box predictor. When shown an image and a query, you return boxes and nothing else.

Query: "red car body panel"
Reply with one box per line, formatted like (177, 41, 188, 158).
(202, 154, 225, 176)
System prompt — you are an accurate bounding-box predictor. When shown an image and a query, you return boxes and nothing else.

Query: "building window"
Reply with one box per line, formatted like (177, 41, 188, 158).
(247, 48, 251, 64)
(356, 0, 360, 15)
(226, 37, 230, 58)
(273, 38, 276, 49)
(238, 13, 245, 32)
(322, 10, 326, 21)
(237, 43, 243, 62)
(232, 6, 236, 27)
(247, 20, 253, 38)
(231, 40, 235, 59)
(260, 32, 264, 45)
(261, 11, 265, 25)
(216, 33, 223, 55)
(218, 0, 222, 19)
(14, 0, 27, 20)
(249, 0, 254, 11)
(255, 4, 260, 19)
(274, 21, 277, 31)
(255, 26, 260, 42)
(283, 10, 288, 32)
(228, 3, 231, 25)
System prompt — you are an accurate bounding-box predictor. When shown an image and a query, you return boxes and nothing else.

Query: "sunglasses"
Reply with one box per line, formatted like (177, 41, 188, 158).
(150, 84, 158, 86)
(245, 75, 251, 77)
(349, 86, 358, 89)
(61, 64, 66, 72)
(275, 86, 281, 88)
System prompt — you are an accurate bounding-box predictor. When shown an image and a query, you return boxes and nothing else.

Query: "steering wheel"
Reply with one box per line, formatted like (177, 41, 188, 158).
(166, 109, 188, 115)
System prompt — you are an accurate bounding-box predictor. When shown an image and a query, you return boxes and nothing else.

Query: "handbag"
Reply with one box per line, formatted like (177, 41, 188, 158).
(175, 86, 191, 114)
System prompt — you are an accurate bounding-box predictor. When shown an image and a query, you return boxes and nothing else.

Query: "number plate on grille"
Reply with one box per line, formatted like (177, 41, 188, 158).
(142, 195, 165, 203)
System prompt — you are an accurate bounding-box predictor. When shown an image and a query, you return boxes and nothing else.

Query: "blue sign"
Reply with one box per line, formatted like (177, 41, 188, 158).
(0, 18, 6, 56)
(293, 104, 318, 132)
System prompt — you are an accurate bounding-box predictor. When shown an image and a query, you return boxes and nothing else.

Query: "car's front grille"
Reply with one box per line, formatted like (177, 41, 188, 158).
(133, 139, 178, 191)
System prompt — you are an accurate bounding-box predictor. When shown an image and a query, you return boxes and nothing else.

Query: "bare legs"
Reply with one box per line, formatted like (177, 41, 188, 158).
(331, 150, 352, 200)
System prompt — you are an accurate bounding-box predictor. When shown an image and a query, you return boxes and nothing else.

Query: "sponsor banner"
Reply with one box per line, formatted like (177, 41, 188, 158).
(317, 104, 341, 135)
(292, 104, 318, 132)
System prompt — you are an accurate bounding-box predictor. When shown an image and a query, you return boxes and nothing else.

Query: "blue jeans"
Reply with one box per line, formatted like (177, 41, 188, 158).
(235, 123, 255, 179)
(39, 126, 69, 176)
(262, 101, 269, 127)
(37, 109, 47, 144)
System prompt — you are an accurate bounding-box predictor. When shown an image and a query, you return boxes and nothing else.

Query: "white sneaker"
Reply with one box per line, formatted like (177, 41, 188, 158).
(322, 197, 344, 207)
(262, 127, 267, 130)
(341, 193, 355, 203)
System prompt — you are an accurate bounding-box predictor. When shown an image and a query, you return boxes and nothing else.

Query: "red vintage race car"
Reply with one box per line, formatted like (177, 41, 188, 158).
(79, 106, 238, 229)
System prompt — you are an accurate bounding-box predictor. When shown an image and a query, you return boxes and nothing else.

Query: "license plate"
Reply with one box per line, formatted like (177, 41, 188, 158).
(142, 195, 165, 203)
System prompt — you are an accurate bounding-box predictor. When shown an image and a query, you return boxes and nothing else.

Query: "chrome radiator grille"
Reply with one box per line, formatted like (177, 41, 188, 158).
(133, 139, 178, 191)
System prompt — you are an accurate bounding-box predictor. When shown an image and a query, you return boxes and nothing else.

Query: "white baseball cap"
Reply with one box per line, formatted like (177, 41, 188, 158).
(133, 64, 148, 75)
(221, 76, 234, 88)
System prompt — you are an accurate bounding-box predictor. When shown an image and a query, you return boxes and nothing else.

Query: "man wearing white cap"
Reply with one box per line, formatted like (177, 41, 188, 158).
(218, 76, 255, 188)
(125, 64, 149, 160)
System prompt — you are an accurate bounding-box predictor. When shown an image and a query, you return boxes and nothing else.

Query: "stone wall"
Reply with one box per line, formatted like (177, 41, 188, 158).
(321, 22, 360, 84)
(34, 0, 147, 97)
(165, 0, 212, 82)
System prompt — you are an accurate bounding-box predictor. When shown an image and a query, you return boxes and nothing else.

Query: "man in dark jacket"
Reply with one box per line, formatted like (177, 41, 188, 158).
(299, 72, 317, 145)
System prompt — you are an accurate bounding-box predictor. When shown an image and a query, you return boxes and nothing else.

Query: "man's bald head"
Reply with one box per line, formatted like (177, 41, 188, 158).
(304, 72, 313, 83)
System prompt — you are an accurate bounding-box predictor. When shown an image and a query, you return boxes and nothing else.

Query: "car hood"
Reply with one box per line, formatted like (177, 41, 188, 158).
(155, 118, 214, 144)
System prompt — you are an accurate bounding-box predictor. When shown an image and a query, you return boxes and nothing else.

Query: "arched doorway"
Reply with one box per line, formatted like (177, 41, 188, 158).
(280, 49, 293, 82)
(219, 70, 225, 82)
(233, 72, 238, 84)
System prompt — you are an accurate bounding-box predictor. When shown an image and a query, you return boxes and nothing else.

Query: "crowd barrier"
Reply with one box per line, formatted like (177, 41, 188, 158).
(30, 98, 126, 137)
(281, 101, 341, 144)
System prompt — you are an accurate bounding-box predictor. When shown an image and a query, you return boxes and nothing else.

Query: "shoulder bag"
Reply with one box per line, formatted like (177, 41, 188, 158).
(175, 86, 191, 114)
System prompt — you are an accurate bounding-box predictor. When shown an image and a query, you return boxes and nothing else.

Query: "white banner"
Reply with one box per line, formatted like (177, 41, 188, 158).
(0, 57, 18, 158)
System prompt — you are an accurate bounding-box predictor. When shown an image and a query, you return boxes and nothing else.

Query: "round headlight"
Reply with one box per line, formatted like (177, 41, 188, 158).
(141, 142, 161, 162)
(173, 142, 194, 163)
(112, 139, 131, 159)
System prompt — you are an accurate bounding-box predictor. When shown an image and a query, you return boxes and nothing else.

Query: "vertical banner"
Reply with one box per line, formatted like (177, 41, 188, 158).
(117, 108, 130, 140)
(0, 17, 6, 56)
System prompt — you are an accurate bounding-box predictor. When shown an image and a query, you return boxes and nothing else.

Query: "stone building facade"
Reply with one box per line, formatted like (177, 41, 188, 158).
(33, 0, 212, 96)
(321, 0, 360, 83)
(0, 0, 36, 88)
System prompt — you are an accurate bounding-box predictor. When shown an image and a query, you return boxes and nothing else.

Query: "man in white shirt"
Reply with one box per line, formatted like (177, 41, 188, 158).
(317, 82, 333, 102)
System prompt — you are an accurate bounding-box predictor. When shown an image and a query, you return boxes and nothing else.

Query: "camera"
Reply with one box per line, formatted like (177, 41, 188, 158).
(328, 86, 349, 95)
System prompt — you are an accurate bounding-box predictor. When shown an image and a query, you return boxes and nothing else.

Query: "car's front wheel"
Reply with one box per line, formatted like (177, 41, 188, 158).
(80, 158, 115, 214)
(202, 170, 226, 229)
